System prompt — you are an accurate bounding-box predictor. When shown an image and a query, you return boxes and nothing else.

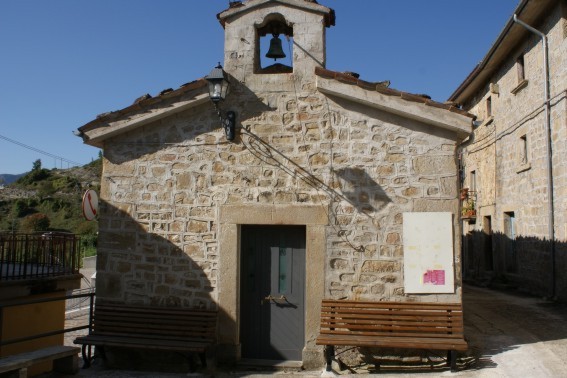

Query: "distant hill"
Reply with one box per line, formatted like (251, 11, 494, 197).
(0, 158, 101, 256)
(0, 173, 26, 185)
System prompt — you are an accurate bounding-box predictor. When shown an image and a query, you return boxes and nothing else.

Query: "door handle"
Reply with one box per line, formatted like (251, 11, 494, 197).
(261, 295, 287, 304)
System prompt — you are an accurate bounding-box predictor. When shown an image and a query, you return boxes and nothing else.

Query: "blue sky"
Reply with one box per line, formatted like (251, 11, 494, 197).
(0, 0, 519, 175)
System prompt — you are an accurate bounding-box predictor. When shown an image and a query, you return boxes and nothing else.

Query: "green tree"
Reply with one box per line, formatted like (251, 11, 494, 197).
(32, 159, 42, 171)
(12, 199, 30, 217)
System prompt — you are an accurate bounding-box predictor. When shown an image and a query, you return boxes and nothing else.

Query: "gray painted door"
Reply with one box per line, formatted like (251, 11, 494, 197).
(240, 225, 306, 361)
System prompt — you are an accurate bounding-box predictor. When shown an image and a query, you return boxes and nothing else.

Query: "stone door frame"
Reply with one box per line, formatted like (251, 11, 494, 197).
(217, 204, 327, 368)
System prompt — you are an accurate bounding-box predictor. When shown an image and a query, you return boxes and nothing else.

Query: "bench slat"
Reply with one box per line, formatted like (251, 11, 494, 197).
(93, 318, 216, 326)
(74, 335, 210, 352)
(319, 323, 464, 333)
(321, 325, 463, 337)
(317, 334, 469, 350)
(94, 321, 215, 332)
(91, 332, 214, 340)
(321, 317, 464, 325)
(95, 303, 216, 312)
(319, 330, 464, 338)
(322, 300, 463, 308)
(93, 313, 216, 324)
(86, 331, 214, 342)
(321, 308, 463, 315)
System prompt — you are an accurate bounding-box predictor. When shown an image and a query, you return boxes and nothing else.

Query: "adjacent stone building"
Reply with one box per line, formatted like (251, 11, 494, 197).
(449, 0, 567, 301)
(77, 0, 472, 369)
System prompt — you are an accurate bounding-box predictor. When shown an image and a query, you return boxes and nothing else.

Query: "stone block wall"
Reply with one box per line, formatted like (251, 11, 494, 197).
(95, 70, 464, 307)
(460, 2, 567, 299)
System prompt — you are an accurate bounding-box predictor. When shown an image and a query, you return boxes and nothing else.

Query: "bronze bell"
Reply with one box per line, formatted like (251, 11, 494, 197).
(266, 34, 286, 61)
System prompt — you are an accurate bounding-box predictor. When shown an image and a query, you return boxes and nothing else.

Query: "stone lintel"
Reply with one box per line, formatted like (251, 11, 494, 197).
(220, 204, 328, 225)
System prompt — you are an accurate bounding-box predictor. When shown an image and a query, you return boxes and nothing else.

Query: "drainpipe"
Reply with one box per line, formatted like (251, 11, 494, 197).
(513, 14, 555, 299)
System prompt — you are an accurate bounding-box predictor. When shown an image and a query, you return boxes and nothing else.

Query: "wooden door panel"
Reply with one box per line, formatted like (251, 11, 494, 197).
(240, 226, 305, 361)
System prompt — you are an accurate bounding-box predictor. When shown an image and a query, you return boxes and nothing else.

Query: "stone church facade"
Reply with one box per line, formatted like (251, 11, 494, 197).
(78, 0, 472, 368)
(450, 0, 567, 301)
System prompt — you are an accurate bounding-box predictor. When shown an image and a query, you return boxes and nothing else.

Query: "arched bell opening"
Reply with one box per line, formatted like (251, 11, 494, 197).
(256, 13, 293, 73)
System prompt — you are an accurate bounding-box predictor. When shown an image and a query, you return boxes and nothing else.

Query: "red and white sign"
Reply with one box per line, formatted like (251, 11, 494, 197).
(82, 189, 99, 221)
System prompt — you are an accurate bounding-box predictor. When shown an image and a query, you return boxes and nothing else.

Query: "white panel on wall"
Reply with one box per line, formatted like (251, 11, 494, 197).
(403, 212, 454, 293)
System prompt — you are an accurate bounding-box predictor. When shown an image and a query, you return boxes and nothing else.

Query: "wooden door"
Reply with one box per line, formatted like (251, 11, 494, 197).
(240, 225, 306, 361)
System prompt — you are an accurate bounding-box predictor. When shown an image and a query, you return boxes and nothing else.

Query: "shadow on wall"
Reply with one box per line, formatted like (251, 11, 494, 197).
(333, 167, 391, 213)
(462, 229, 567, 302)
(95, 201, 233, 372)
(102, 78, 272, 166)
(100, 75, 393, 216)
(242, 130, 392, 214)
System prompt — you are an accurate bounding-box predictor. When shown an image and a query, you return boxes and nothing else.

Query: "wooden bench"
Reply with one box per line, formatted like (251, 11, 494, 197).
(316, 299, 468, 372)
(0, 345, 80, 377)
(73, 303, 217, 372)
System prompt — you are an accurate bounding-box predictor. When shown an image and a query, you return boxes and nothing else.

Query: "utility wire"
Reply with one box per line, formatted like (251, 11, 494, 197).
(0, 133, 82, 167)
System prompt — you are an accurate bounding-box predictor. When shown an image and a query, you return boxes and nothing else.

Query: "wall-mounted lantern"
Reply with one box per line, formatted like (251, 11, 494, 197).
(205, 63, 235, 141)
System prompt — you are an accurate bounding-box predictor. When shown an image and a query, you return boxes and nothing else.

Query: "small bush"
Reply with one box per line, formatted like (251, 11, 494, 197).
(38, 181, 56, 198)
(17, 169, 51, 186)
(76, 221, 98, 256)
(12, 199, 34, 217)
(21, 213, 51, 232)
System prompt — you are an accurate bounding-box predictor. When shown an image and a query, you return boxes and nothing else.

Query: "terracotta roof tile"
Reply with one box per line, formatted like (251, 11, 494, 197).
(229, 1, 244, 9)
(315, 66, 474, 118)
(133, 93, 152, 104)
(159, 88, 174, 96)
(313, 67, 335, 79)
(336, 73, 359, 85)
(81, 78, 208, 132)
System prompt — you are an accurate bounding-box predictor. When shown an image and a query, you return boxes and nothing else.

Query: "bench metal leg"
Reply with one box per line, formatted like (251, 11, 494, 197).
(448, 350, 457, 372)
(199, 352, 207, 368)
(81, 345, 92, 368)
(184, 353, 197, 373)
(324, 345, 335, 372)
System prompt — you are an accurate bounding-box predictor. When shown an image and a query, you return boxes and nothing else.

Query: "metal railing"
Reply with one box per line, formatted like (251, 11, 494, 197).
(0, 291, 95, 347)
(0, 232, 81, 280)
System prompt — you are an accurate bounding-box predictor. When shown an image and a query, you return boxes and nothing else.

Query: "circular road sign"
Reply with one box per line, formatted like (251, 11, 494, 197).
(82, 189, 99, 221)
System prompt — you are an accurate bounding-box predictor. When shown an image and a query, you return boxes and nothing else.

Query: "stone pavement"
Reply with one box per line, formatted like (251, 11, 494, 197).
(54, 285, 567, 377)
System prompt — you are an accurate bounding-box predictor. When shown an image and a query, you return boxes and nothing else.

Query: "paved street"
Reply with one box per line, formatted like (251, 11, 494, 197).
(58, 285, 567, 377)
(459, 285, 567, 377)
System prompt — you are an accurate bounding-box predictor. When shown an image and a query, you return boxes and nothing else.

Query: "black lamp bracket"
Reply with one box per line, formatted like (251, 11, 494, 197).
(214, 103, 236, 141)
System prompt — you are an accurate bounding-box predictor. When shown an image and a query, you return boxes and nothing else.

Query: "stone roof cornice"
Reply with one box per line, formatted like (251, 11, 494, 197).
(315, 67, 473, 140)
(217, 0, 335, 28)
(78, 79, 208, 148)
